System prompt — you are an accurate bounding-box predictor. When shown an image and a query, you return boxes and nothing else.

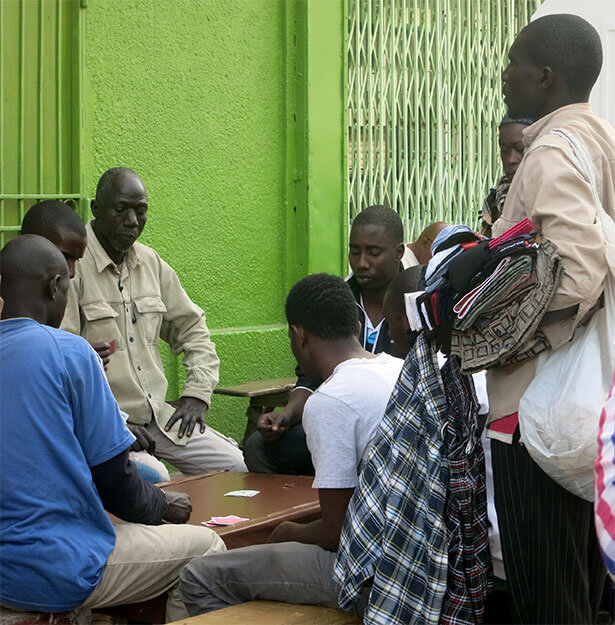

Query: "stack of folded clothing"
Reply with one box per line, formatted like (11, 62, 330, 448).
(405, 220, 563, 372)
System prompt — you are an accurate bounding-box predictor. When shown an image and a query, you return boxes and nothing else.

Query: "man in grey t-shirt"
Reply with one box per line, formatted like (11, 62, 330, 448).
(179, 273, 403, 616)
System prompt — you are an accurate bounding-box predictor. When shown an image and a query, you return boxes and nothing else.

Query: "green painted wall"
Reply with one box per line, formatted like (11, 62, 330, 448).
(82, 0, 299, 441)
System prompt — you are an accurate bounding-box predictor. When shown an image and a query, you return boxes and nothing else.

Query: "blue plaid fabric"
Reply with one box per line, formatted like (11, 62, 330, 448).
(333, 334, 490, 625)
(441, 355, 491, 625)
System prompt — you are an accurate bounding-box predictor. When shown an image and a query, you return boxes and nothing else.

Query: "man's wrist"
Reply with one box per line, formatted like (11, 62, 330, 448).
(160, 488, 171, 516)
(180, 395, 210, 411)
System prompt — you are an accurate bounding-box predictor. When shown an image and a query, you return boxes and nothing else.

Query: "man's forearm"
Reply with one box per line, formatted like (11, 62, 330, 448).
(270, 519, 339, 552)
(284, 388, 312, 426)
(91, 449, 167, 524)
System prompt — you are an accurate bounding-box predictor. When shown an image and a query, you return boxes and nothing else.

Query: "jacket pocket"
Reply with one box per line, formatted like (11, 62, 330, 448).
(133, 295, 167, 344)
(81, 302, 120, 347)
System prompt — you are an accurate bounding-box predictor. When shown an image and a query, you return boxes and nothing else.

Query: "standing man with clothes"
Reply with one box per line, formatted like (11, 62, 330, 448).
(243, 205, 409, 475)
(62, 167, 246, 475)
(487, 14, 613, 623)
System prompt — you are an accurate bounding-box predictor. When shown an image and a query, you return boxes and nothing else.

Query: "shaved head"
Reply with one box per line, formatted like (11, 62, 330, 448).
(408, 221, 449, 264)
(1, 235, 70, 327)
(415, 221, 448, 244)
(1, 235, 68, 285)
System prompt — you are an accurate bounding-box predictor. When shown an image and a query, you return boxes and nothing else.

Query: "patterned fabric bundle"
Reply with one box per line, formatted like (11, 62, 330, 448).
(404, 221, 563, 373)
(449, 236, 562, 373)
(334, 334, 490, 625)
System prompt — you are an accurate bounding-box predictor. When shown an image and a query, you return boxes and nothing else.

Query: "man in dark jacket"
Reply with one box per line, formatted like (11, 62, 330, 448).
(243, 205, 409, 474)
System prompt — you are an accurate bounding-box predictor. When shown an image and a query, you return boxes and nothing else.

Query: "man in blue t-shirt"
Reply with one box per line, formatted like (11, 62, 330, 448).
(0, 235, 225, 620)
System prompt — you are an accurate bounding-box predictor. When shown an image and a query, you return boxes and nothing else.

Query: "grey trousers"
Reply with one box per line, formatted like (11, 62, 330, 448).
(179, 541, 354, 616)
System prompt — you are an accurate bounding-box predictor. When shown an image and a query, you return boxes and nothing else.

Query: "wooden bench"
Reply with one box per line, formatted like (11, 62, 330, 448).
(168, 601, 362, 625)
(213, 377, 297, 444)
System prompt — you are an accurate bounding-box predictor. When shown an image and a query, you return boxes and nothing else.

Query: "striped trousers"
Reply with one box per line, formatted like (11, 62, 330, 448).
(492, 433, 606, 624)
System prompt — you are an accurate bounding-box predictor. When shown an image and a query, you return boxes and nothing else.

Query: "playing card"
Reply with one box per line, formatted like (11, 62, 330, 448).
(223, 490, 260, 497)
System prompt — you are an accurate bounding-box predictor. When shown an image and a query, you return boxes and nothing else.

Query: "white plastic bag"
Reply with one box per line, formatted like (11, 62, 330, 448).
(519, 273, 614, 500)
(518, 128, 615, 501)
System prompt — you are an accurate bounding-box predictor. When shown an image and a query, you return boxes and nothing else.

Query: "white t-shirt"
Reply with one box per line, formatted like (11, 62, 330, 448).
(303, 353, 404, 489)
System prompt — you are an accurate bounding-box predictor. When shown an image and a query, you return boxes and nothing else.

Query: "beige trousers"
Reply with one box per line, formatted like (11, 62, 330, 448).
(146, 419, 247, 475)
(81, 522, 226, 622)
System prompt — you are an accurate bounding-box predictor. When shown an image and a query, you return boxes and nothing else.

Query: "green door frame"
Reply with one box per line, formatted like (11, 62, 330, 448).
(286, 0, 348, 288)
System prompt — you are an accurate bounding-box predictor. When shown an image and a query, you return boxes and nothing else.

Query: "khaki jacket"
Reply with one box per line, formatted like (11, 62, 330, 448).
(487, 103, 615, 422)
(62, 222, 220, 445)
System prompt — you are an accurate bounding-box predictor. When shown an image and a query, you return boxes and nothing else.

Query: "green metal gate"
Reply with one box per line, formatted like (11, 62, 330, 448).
(347, 0, 540, 239)
(0, 0, 86, 247)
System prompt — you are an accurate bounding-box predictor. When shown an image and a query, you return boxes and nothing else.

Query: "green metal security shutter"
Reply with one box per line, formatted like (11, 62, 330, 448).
(347, 0, 541, 239)
(0, 0, 86, 246)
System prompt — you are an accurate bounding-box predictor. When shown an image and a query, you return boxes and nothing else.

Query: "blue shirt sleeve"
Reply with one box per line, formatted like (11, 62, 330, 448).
(62, 335, 135, 467)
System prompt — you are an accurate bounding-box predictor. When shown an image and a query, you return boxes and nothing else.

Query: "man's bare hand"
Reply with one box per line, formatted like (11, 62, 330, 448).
(162, 490, 192, 524)
(91, 342, 111, 370)
(267, 520, 300, 543)
(164, 396, 207, 438)
(126, 423, 156, 454)
(257, 410, 292, 442)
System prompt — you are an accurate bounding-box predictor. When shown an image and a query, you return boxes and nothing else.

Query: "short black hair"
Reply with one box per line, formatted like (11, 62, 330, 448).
(1, 234, 68, 287)
(352, 205, 404, 243)
(21, 201, 86, 238)
(286, 273, 359, 340)
(384, 266, 425, 316)
(519, 14, 602, 98)
(95, 167, 143, 204)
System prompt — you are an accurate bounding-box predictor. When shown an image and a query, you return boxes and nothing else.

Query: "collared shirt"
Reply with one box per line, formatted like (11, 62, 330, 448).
(487, 104, 615, 422)
(62, 222, 219, 445)
(334, 335, 489, 625)
(402, 245, 420, 268)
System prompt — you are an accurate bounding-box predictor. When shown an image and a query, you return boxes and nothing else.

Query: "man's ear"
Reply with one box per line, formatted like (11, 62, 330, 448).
(395, 242, 405, 261)
(91, 198, 99, 219)
(538, 65, 554, 91)
(289, 324, 307, 347)
(47, 275, 61, 301)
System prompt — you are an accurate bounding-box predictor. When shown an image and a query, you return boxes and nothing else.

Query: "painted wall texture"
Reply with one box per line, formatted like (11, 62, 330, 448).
(83, 0, 297, 441)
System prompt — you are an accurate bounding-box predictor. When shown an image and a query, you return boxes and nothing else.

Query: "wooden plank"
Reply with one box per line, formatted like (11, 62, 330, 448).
(214, 377, 297, 398)
(169, 601, 362, 625)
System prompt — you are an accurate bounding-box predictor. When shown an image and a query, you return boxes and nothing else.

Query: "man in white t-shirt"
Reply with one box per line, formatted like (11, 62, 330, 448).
(179, 273, 404, 616)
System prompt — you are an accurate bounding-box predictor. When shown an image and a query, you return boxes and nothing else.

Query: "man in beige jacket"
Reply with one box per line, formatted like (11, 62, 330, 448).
(62, 167, 246, 474)
(487, 14, 613, 624)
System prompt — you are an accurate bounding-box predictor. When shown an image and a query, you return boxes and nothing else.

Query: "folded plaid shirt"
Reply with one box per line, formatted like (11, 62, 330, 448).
(334, 334, 490, 625)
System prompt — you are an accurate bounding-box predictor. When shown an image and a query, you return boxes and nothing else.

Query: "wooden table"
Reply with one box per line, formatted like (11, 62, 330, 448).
(213, 377, 297, 443)
(160, 470, 319, 549)
(103, 471, 319, 623)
